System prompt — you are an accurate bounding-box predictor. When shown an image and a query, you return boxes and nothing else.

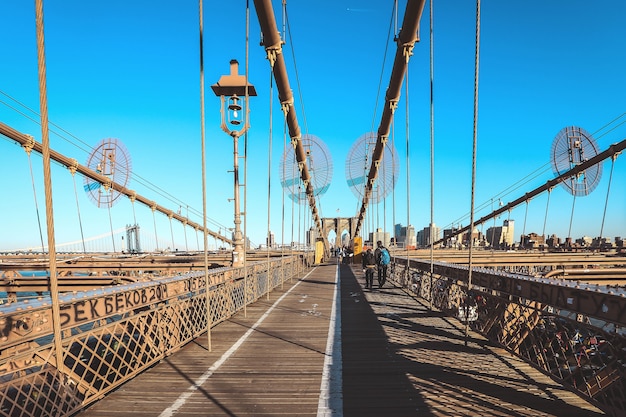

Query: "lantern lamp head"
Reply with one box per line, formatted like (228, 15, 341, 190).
(227, 95, 242, 126)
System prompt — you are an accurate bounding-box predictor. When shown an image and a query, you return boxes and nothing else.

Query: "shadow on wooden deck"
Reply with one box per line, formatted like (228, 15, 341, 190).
(338, 263, 605, 417)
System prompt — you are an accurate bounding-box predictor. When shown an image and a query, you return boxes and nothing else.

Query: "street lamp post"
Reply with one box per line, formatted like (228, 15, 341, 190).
(211, 60, 256, 268)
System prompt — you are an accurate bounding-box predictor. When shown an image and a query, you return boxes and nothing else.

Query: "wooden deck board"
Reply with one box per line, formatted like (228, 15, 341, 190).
(78, 261, 606, 417)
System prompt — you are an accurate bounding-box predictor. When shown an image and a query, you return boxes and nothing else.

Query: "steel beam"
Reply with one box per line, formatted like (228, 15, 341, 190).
(354, 0, 426, 237)
(0, 122, 232, 245)
(253, 0, 323, 236)
(433, 138, 626, 247)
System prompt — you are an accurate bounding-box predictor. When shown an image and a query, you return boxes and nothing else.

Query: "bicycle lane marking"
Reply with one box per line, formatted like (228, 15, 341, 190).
(159, 267, 317, 417)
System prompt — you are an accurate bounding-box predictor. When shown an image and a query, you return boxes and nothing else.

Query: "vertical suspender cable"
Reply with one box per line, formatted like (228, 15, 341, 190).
(394, 0, 398, 35)
(280, 102, 287, 285)
(151, 207, 158, 251)
(291, 161, 296, 265)
(279, 106, 287, 279)
(465, 0, 481, 344)
(506, 210, 511, 249)
(70, 166, 87, 253)
(391, 119, 396, 249)
(184, 205, 189, 251)
(266, 66, 274, 290)
(34, 0, 65, 376)
(542, 188, 552, 239)
(522, 200, 529, 246)
(599, 155, 616, 239)
(25, 149, 46, 252)
(128, 199, 135, 252)
(428, 0, 435, 308)
(383, 150, 387, 241)
(108, 199, 117, 251)
(198, 0, 212, 352)
(131, 197, 136, 223)
(283, 0, 295, 270)
(405, 68, 411, 275)
(567, 193, 576, 243)
(244, 0, 251, 310)
(298, 187, 302, 247)
(169, 215, 175, 251)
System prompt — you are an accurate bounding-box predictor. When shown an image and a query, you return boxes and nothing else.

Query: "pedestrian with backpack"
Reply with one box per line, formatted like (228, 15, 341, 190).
(375, 240, 390, 288)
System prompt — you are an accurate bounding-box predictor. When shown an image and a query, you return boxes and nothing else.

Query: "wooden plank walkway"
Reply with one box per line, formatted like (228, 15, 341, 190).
(78, 260, 606, 417)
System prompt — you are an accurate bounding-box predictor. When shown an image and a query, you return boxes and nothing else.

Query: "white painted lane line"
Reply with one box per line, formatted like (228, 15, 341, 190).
(159, 268, 316, 417)
(317, 263, 343, 417)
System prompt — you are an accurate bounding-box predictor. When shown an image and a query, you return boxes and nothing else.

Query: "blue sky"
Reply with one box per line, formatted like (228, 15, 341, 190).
(0, 0, 624, 251)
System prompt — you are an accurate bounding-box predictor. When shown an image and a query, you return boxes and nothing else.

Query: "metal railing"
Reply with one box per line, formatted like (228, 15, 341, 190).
(389, 256, 626, 417)
(0, 254, 312, 417)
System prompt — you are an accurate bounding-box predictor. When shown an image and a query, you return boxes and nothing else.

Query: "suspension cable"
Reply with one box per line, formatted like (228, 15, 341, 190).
(284, 6, 309, 136)
(244, 0, 251, 308)
(266, 61, 274, 262)
(522, 200, 529, 246)
(69, 162, 87, 253)
(184, 205, 189, 251)
(599, 155, 616, 238)
(35, 0, 65, 378)
(279, 0, 287, 257)
(266, 50, 274, 301)
(24, 147, 46, 252)
(391, 115, 396, 249)
(405, 64, 411, 268)
(150, 206, 158, 251)
(383, 152, 387, 240)
(1, 88, 231, 232)
(429, 0, 435, 308)
(567, 193, 576, 242)
(542, 188, 552, 238)
(466, 0, 481, 344)
(280, 84, 287, 284)
(198, 0, 211, 351)
(169, 214, 175, 250)
(107, 193, 117, 252)
(370, 3, 398, 133)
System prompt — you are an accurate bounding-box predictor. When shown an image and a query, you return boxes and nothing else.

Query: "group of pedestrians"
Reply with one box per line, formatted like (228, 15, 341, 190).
(361, 240, 390, 290)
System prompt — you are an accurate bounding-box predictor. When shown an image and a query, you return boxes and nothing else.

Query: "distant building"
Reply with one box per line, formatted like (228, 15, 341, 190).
(463, 227, 482, 247)
(266, 231, 275, 249)
(394, 224, 416, 249)
(520, 232, 545, 249)
(417, 223, 440, 247)
(394, 224, 403, 241)
(592, 236, 614, 249)
(486, 219, 515, 249)
(443, 226, 462, 248)
(341, 232, 351, 247)
(369, 228, 391, 248)
(502, 220, 514, 247)
(485, 226, 501, 248)
(546, 234, 561, 248)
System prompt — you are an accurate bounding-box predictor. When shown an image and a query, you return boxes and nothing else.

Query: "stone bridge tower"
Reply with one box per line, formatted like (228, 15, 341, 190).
(321, 217, 358, 248)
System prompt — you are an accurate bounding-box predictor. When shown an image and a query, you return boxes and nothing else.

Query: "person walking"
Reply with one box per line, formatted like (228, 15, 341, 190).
(375, 240, 390, 288)
(362, 248, 376, 290)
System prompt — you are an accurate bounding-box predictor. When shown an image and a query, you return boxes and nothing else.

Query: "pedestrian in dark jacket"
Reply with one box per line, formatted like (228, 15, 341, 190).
(362, 248, 376, 290)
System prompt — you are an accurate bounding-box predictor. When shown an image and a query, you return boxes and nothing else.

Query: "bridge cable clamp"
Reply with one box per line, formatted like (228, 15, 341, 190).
(265, 41, 283, 68)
